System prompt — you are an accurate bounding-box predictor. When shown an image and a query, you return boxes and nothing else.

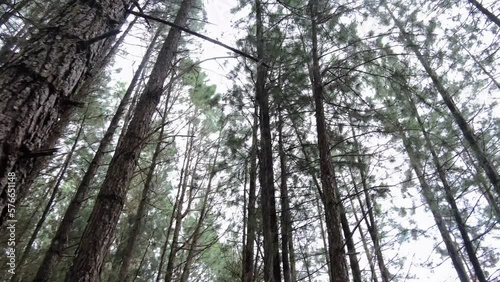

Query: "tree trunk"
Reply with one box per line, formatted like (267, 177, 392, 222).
(242, 105, 258, 282)
(401, 132, 471, 282)
(463, 149, 500, 220)
(467, 0, 500, 28)
(339, 200, 362, 282)
(32, 27, 158, 282)
(350, 124, 391, 282)
(10, 112, 85, 282)
(308, 2, 349, 281)
(0, 0, 131, 227)
(255, 0, 281, 281)
(156, 127, 194, 282)
(404, 92, 487, 282)
(179, 133, 222, 282)
(2, 4, 135, 226)
(117, 71, 173, 282)
(165, 131, 196, 282)
(387, 7, 500, 197)
(348, 194, 379, 282)
(277, 106, 297, 282)
(64, 0, 194, 280)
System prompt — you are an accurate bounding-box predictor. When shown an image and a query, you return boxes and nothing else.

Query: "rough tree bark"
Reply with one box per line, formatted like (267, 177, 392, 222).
(115, 33, 169, 282)
(32, 24, 159, 282)
(10, 112, 85, 282)
(308, 1, 349, 281)
(0, 0, 132, 227)
(64, 0, 194, 280)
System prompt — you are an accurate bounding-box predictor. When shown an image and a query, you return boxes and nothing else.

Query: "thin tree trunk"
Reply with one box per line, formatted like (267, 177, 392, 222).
(179, 133, 222, 282)
(401, 132, 471, 282)
(255, 0, 281, 281)
(298, 238, 314, 282)
(278, 106, 296, 282)
(467, 0, 500, 28)
(348, 194, 379, 282)
(0, 0, 131, 227)
(308, 2, 349, 281)
(242, 105, 258, 282)
(132, 229, 155, 282)
(165, 131, 196, 282)
(64, 0, 194, 280)
(11, 112, 85, 282)
(405, 92, 487, 282)
(156, 127, 193, 282)
(339, 199, 362, 282)
(463, 149, 500, 220)
(288, 107, 332, 280)
(387, 7, 500, 197)
(350, 124, 391, 282)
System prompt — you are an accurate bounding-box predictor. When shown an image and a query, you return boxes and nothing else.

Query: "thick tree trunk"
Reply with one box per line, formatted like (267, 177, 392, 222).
(308, 2, 349, 281)
(117, 72, 172, 282)
(0, 0, 131, 227)
(387, 8, 500, 197)
(242, 105, 258, 282)
(401, 133, 471, 282)
(20, 6, 142, 204)
(32, 27, 157, 282)
(10, 113, 85, 282)
(255, 0, 281, 281)
(64, 0, 194, 280)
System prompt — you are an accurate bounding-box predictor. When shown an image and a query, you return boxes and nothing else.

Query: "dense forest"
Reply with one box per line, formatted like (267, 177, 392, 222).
(0, 0, 499, 281)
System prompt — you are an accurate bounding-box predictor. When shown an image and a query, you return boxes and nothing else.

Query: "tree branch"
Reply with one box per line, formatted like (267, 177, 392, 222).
(127, 10, 270, 68)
